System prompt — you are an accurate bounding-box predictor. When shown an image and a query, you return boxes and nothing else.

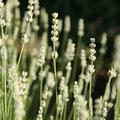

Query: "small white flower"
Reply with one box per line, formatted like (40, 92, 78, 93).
(50, 115, 54, 120)
(79, 73, 85, 80)
(0, 18, 6, 27)
(101, 33, 107, 45)
(19, 71, 28, 97)
(58, 19, 62, 32)
(29, 0, 35, 5)
(78, 18, 84, 36)
(63, 86, 69, 102)
(64, 16, 71, 32)
(73, 82, 88, 120)
(37, 106, 43, 120)
(34, 0, 40, 16)
(88, 65, 95, 74)
(59, 77, 66, 91)
(90, 38, 95, 43)
(46, 72, 55, 88)
(51, 51, 58, 59)
(0, 38, 2, 47)
(22, 33, 29, 43)
(51, 36, 58, 42)
(26, 0, 35, 23)
(57, 94, 63, 112)
(41, 8, 48, 29)
(51, 12, 59, 43)
(85, 71, 91, 83)
(101, 101, 108, 118)
(37, 46, 46, 67)
(65, 62, 72, 71)
(108, 68, 117, 79)
(65, 39, 75, 61)
(89, 38, 96, 62)
(52, 13, 58, 18)
(57, 71, 63, 78)
(80, 49, 87, 67)
(0, 0, 4, 8)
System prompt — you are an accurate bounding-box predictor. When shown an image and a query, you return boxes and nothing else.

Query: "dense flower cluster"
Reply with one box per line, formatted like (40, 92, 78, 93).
(65, 39, 75, 61)
(26, 0, 35, 23)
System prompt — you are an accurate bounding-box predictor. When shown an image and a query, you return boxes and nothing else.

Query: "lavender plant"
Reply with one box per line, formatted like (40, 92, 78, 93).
(0, 0, 120, 120)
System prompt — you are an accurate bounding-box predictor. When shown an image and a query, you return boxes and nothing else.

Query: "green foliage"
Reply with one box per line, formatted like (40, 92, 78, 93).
(115, 90, 120, 120)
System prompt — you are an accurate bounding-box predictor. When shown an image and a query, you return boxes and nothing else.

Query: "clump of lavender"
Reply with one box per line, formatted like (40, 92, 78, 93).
(88, 38, 96, 120)
(0, 1, 120, 120)
(73, 81, 89, 120)
(51, 12, 59, 119)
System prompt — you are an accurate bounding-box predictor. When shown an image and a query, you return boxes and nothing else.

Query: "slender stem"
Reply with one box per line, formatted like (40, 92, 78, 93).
(88, 74, 92, 120)
(40, 67, 43, 106)
(17, 22, 29, 70)
(63, 102, 67, 120)
(60, 110, 63, 120)
(8, 89, 13, 118)
(84, 82, 88, 98)
(17, 42, 25, 69)
(4, 52, 7, 118)
(9, 105, 12, 120)
(70, 36, 82, 92)
(60, 32, 68, 56)
(92, 54, 103, 92)
(0, 17, 5, 119)
(0, 103, 1, 119)
(59, 58, 67, 71)
(1, 23, 7, 119)
(68, 107, 73, 120)
(2, 100, 5, 119)
(65, 69, 71, 84)
(88, 61, 94, 120)
(44, 97, 51, 118)
(53, 58, 57, 99)
(102, 77, 111, 107)
(73, 105, 76, 120)
(54, 57, 59, 120)
(52, 39, 58, 120)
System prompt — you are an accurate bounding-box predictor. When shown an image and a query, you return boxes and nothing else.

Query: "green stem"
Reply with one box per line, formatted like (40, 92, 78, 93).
(65, 68, 71, 84)
(1, 24, 7, 119)
(4, 47, 7, 119)
(54, 57, 59, 120)
(102, 77, 111, 107)
(52, 39, 58, 120)
(60, 32, 69, 56)
(2, 100, 5, 119)
(59, 58, 67, 71)
(17, 42, 25, 69)
(68, 107, 73, 120)
(88, 74, 92, 120)
(70, 36, 82, 92)
(44, 97, 51, 118)
(63, 102, 67, 120)
(8, 89, 13, 118)
(73, 105, 76, 120)
(84, 82, 88, 98)
(92, 54, 103, 93)
(17, 22, 30, 70)
(88, 61, 94, 120)
(40, 67, 43, 106)
(60, 110, 63, 120)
